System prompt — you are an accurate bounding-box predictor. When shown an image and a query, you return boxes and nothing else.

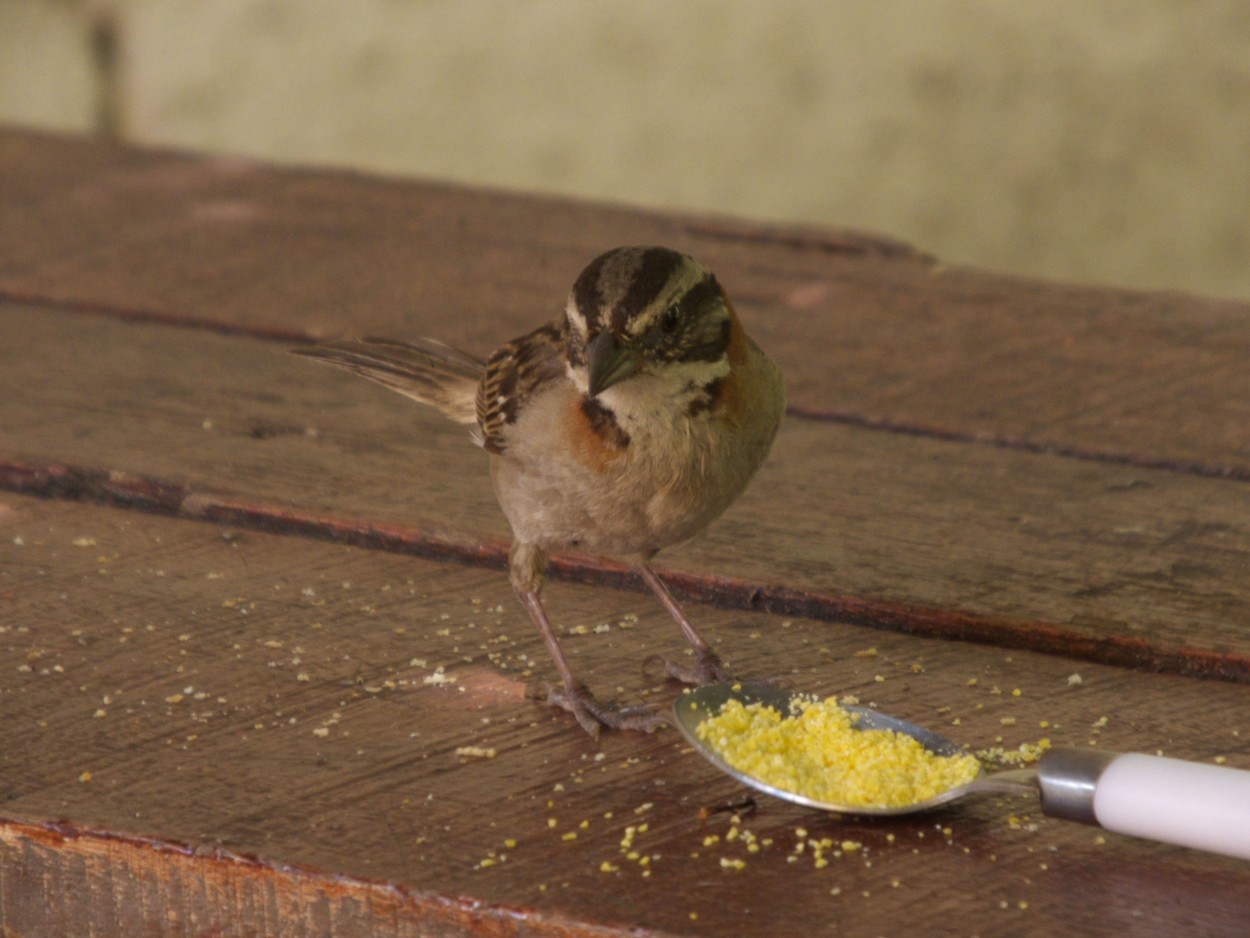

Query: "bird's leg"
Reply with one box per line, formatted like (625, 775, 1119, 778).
(637, 564, 731, 685)
(510, 543, 663, 737)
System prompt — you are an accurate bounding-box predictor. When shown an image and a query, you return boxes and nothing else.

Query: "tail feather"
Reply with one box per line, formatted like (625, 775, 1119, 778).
(291, 337, 483, 426)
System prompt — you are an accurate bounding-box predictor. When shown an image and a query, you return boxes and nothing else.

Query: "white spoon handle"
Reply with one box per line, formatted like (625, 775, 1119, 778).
(1037, 748, 1250, 860)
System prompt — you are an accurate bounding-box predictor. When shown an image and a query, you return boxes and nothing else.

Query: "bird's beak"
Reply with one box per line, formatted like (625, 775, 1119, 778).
(586, 332, 642, 397)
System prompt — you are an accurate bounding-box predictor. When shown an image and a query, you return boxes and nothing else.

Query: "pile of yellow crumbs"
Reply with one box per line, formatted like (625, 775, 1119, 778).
(695, 696, 981, 808)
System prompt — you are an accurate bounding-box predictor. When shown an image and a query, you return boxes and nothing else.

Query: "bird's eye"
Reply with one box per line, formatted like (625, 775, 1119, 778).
(661, 304, 681, 333)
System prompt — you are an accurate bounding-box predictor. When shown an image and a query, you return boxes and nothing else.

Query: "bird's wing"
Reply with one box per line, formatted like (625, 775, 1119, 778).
(475, 319, 568, 454)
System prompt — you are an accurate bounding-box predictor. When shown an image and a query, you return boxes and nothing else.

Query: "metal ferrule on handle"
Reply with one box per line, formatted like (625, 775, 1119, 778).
(1036, 748, 1118, 824)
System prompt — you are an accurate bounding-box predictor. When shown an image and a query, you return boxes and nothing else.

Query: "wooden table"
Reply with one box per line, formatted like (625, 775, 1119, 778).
(2, 128, 1249, 936)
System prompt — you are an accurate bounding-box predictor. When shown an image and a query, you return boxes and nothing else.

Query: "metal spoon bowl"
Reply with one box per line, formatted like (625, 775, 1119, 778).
(672, 682, 1037, 816)
(672, 683, 1250, 861)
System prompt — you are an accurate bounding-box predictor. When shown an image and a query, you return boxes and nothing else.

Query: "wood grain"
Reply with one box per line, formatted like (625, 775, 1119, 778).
(2, 495, 1248, 937)
(3, 305, 1249, 681)
(3, 129, 1249, 477)
(4, 129, 1250, 936)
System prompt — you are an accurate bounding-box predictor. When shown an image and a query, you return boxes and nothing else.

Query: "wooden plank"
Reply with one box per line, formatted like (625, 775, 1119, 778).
(3, 129, 1250, 477)
(2, 494, 1249, 937)
(3, 304, 1249, 679)
(5, 128, 1250, 935)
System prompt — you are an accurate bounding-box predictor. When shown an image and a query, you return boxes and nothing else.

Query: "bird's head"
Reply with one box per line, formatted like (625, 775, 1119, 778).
(564, 246, 734, 399)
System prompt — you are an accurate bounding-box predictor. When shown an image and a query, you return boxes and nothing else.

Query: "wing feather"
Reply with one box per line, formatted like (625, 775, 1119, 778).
(292, 337, 483, 426)
(475, 319, 567, 454)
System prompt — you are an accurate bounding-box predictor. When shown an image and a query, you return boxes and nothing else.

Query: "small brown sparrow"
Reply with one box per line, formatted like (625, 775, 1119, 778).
(294, 246, 785, 735)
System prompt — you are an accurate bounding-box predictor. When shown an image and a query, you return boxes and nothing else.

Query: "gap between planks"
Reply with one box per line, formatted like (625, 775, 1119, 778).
(2, 455, 1247, 685)
(4, 292, 1246, 486)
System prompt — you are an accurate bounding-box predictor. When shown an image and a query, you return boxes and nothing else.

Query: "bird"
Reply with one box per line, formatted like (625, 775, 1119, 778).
(292, 246, 785, 735)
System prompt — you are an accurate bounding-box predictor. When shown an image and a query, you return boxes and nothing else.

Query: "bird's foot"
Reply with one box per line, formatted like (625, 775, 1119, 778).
(646, 648, 733, 686)
(542, 681, 666, 738)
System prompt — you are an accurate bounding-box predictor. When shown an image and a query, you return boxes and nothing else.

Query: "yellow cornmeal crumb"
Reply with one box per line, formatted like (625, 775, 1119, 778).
(695, 697, 980, 808)
(977, 737, 1052, 766)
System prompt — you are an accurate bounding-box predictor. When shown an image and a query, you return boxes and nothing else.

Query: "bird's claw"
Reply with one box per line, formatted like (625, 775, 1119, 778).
(542, 681, 666, 738)
(644, 649, 732, 686)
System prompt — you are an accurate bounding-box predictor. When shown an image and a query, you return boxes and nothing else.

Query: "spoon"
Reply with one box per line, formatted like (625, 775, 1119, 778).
(673, 683, 1250, 860)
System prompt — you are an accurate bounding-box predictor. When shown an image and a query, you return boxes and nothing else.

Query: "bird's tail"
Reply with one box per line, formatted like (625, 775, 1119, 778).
(291, 337, 483, 427)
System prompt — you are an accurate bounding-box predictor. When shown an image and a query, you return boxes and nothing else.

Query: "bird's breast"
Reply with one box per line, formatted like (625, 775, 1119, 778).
(491, 345, 783, 559)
